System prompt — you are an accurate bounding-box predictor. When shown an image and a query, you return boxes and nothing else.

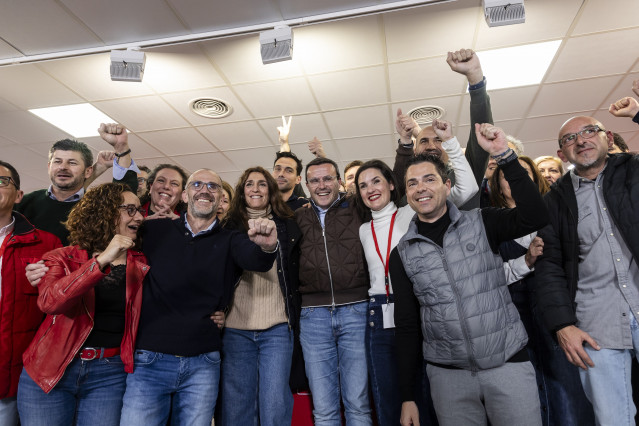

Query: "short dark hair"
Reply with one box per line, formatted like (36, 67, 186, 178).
(49, 139, 93, 168)
(0, 160, 20, 189)
(305, 157, 341, 182)
(613, 133, 629, 152)
(344, 160, 363, 176)
(405, 153, 449, 184)
(354, 159, 399, 220)
(275, 152, 303, 176)
(147, 164, 189, 191)
(138, 165, 152, 174)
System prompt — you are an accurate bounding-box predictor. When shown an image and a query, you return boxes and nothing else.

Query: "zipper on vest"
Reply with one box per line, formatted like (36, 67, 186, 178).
(441, 247, 479, 374)
(322, 227, 336, 308)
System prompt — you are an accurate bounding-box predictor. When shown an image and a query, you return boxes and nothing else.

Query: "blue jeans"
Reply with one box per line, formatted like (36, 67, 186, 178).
(17, 356, 126, 426)
(0, 397, 18, 426)
(119, 350, 221, 426)
(299, 302, 372, 426)
(579, 312, 639, 426)
(366, 295, 438, 426)
(220, 323, 294, 426)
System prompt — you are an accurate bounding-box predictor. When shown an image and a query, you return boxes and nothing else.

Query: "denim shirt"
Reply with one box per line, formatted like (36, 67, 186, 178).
(571, 168, 639, 349)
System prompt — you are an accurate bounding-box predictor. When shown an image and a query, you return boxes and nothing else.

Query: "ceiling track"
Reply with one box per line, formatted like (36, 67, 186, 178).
(0, 0, 455, 67)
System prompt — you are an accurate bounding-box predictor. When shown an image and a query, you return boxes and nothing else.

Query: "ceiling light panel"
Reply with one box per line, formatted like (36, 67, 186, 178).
(28, 104, 116, 138)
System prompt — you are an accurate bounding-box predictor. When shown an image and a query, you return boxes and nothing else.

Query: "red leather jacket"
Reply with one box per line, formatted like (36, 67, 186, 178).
(22, 246, 149, 393)
(0, 213, 61, 399)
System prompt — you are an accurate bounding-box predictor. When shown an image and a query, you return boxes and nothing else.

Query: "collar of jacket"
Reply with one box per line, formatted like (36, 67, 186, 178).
(309, 192, 349, 214)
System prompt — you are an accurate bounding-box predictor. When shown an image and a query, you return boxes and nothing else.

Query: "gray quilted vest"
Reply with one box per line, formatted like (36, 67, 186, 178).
(397, 202, 528, 371)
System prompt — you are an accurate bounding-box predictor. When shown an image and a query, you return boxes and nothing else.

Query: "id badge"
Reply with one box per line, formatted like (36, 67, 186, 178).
(382, 303, 395, 329)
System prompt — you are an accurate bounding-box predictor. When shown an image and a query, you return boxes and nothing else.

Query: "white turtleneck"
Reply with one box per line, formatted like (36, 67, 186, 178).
(359, 202, 415, 296)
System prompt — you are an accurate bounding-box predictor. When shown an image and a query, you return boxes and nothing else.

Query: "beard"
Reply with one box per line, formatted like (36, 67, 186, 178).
(188, 195, 217, 219)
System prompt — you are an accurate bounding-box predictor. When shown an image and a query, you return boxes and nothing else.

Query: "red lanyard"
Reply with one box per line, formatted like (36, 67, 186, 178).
(371, 210, 397, 303)
(0, 232, 13, 260)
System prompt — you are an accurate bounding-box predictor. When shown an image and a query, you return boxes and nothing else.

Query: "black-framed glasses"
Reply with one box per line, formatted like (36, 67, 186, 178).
(119, 204, 146, 217)
(559, 125, 605, 148)
(188, 181, 221, 192)
(0, 176, 17, 189)
(307, 176, 338, 186)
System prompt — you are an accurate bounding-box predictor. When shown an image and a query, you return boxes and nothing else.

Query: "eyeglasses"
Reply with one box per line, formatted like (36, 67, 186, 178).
(188, 181, 221, 192)
(119, 204, 147, 217)
(0, 176, 17, 189)
(137, 177, 147, 184)
(559, 125, 605, 148)
(307, 176, 338, 186)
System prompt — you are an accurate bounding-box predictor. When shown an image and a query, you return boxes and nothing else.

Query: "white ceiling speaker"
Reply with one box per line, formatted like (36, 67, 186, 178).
(483, 0, 525, 27)
(110, 49, 146, 82)
(259, 25, 293, 65)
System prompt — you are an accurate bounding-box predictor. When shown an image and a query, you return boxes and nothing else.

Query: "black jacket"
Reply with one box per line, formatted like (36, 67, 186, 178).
(536, 153, 639, 333)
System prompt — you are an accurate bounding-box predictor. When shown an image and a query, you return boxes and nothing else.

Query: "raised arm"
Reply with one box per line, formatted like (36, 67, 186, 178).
(609, 96, 639, 121)
(393, 108, 419, 197)
(447, 49, 492, 185)
(432, 118, 478, 207)
(277, 115, 293, 153)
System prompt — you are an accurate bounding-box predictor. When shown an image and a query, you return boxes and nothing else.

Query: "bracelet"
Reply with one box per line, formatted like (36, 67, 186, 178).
(490, 148, 513, 160)
(398, 138, 414, 148)
(114, 148, 131, 158)
(496, 150, 518, 165)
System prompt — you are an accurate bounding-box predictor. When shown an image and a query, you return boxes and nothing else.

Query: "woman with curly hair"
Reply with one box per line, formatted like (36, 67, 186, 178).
(219, 167, 299, 426)
(17, 183, 149, 426)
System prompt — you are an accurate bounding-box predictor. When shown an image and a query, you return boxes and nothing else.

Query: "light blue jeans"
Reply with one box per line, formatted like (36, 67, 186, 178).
(220, 323, 294, 426)
(17, 356, 126, 426)
(579, 313, 639, 426)
(0, 397, 18, 426)
(299, 302, 372, 426)
(119, 350, 221, 426)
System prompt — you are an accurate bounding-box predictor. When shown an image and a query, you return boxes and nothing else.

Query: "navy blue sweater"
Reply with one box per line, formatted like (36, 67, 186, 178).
(136, 214, 277, 356)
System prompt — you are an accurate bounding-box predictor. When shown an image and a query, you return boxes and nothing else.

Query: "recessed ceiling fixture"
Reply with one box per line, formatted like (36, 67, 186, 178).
(483, 0, 525, 27)
(29, 104, 117, 138)
(260, 25, 294, 64)
(189, 98, 233, 119)
(407, 105, 445, 125)
(110, 49, 146, 82)
(475, 40, 561, 91)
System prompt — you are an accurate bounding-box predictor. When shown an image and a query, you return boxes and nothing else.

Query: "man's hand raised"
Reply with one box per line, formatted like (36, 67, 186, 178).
(396, 108, 419, 146)
(609, 96, 639, 118)
(248, 217, 278, 252)
(475, 123, 509, 156)
(98, 123, 128, 152)
(446, 49, 483, 86)
(431, 118, 453, 142)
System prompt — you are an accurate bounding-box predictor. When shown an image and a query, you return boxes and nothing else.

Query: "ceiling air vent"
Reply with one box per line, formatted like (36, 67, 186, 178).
(406, 105, 445, 125)
(189, 98, 232, 119)
(483, 0, 525, 27)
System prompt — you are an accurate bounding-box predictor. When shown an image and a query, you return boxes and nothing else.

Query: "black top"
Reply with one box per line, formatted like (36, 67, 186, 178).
(392, 158, 548, 401)
(84, 264, 126, 348)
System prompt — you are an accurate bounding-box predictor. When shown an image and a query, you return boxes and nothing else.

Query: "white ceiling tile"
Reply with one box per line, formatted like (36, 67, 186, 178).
(258, 114, 331, 145)
(20, 170, 51, 194)
(546, 29, 639, 83)
(60, 0, 187, 44)
(294, 15, 385, 73)
(201, 36, 304, 85)
(458, 86, 539, 125)
(169, 0, 282, 32)
(233, 78, 318, 118)
(224, 146, 281, 170)
(392, 96, 463, 129)
(384, 0, 478, 63)
(333, 135, 395, 161)
(600, 72, 639, 107)
(0, 97, 18, 113)
(133, 157, 178, 169)
(198, 121, 272, 151)
(388, 57, 466, 101)
(592, 110, 639, 133)
(516, 114, 578, 144)
(2, 145, 48, 173)
(0, 64, 84, 109)
(173, 152, 235, 174)
(0, 39, 21, 60)
(572, 0, 639, 35)
(39, 54, 155, 101)
(0, 111, 70, 144)
(324, 105, 392, 139)
(162, 87, 253, 126)
(79, 134, 166, 159)
(137, 128, 217, 156)
(217, 171, 243, 187)
(528, 76, 622, 117)
(143, 45, 226, 93)
(308, 66, 388, 110)
(520, 140, 562, 161)
(475, 0, 582, 50)
(0, 1, 99, 55)
(93, 96, 190, 132)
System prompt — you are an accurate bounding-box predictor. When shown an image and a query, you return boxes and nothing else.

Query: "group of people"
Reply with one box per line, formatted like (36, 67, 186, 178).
(1, 48, 639, 426)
